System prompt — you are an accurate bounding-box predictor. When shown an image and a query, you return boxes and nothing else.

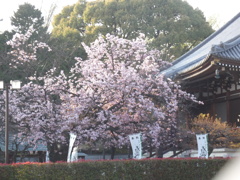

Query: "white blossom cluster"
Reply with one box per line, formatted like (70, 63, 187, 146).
(6, 27, 51, 65)
(0, 32, 202, 151)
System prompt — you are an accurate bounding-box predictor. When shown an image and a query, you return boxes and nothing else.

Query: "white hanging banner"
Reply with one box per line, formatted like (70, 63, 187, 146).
(129, 133, 142, 159)
(71, 147, 79, 162)
(46, 150, 50, 162)
(67, 132, 77, 162)
(196, 134, 209, 158)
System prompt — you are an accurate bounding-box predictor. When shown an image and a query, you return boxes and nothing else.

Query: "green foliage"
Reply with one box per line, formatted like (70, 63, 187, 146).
(46, 37, 87, 75)
(52, 0, 87, 42)
(52, 0, 214, 61)
(49, 0, 214, 76)
(50, 1, 88, 74)
(1, 3, 51, 82)
(0, 165, 16, 179)
(0, 31, 14, 52)
(11, 3, 47, 38)
(0, 158, 228, 180)
(83, 0, 140, 41)
(137, 0, 214, 61)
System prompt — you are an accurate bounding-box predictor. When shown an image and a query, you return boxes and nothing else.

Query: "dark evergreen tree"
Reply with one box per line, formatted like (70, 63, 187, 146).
(11, 3, 47, 38)
(50, 0, 88, 75)
(52, 0, 214, 62)
(83, 0, 214, 61)
(0, 3, 52, 82)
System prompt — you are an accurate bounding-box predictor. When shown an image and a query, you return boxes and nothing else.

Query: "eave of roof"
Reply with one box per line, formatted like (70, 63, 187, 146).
(180, 58, 215, 81)
(162, 12, 240, 78)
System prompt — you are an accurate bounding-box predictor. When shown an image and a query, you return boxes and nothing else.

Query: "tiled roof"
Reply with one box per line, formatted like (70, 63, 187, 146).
(211, 35, 240, 61)
(162, 12, 240, 78)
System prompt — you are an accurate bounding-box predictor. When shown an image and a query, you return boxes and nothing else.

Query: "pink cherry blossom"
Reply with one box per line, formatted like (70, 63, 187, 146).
(0, 31, 201, 154)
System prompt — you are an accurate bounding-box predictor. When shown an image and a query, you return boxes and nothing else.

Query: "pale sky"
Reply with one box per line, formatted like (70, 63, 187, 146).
(0, 0, 239, 32)
(0, 0, 78, 32)
(184, 0, 240, 29)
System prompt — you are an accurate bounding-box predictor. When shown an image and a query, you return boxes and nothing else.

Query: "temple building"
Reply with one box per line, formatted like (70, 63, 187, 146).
(162, 12, 240, 125)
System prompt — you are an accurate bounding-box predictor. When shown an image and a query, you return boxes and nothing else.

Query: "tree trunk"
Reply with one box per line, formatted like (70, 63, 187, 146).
(149, 146, 153, 157)
(173, 145, 176, 156)
(110, 146, 115, 160)
(156, 146, 163, 158)
(102, 148, 105, 160)
(128, 146, 131, 159)
(49, 143, 68, 162)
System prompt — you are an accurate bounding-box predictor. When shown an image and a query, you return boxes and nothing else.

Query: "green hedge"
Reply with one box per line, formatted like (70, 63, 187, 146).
(0, 158, 228, 180)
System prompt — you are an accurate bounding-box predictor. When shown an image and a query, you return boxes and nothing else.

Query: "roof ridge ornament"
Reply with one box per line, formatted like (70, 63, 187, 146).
(211, 36, 240, 53)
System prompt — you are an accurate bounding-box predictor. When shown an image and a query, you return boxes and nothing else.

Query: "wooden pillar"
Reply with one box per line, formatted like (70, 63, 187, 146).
(226, 92, 230, 124)
(212, 94, 216, 118)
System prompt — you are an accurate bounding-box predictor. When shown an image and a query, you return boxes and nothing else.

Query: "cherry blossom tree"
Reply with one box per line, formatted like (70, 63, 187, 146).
(54, 34, 202, 158)
(1, 26, 51, 83)
(0, 27, 53, 162)
(1, 30, 201, 161)
(7, 28, 51, 63)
